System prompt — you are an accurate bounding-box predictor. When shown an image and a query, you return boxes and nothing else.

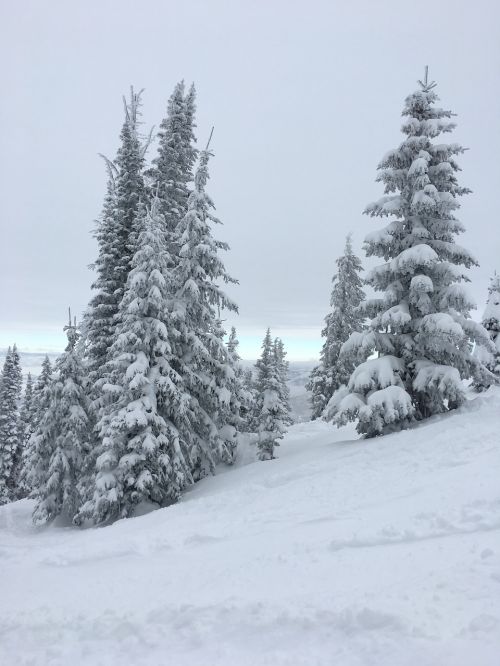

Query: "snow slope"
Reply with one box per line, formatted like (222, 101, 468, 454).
(1, 391, 500, 666)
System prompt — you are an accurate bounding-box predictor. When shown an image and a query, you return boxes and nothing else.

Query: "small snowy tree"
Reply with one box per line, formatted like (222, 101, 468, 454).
(331, 69, 495, 437)
(30, 316, 92, 525)
(22, 357, 54, 494)
(308, 234, 366, 418)
(254, 329, 289, 460)
(241, 367, 257, 432)
(474, 273, 500, 390)
(18, 372, 35, 497)
(15, 373, 35, 498)
(76, 199, 193, 525)
(273, 338, 293, 426)
(0, 346, 22, 503)
(226, 327, 254, 433)
(20, 373, 35, 444)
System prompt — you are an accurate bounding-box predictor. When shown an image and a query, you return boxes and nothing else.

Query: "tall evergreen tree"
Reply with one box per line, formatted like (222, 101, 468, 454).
(254, 329, 289, 460)
(30, 316, 92, 525)
(0, 346, 22, 503)
(331, 69, 495, 437)
(84, 88, 147, 390)
(474, 273, 500, 390)
(84, 177, 119, 384)
(171, 143, 239, 478)
(76, 200, 193, 525)
(150, 80, 197, 245)
(308, 235, 366, 419)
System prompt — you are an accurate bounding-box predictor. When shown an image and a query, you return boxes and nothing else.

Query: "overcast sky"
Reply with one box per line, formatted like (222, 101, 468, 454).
(1, 0, 499, 360)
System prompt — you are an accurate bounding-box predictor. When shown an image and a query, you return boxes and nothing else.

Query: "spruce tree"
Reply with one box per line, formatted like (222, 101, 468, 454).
(474, 273, 500, 390)
(84, 88, 147, 390)
(84, 177, 119, 384)
(308, 235, 366, 419)
(15, 373, 35, 498)
(331, 69, 495, 437)
(21, 356, 53, 494)
(241, 367, 257, 432)
(150, 80, 197, 245)
(20, 373, 35, 444)
(227, 326, 252, 431)
(171, 143, 239, 478)
(77, 199, 192, 525)
(254, 329, 288, 460)
(0, 346, 22, 503)
(30, 315, 92, 525)
(273, 338, 293, 426)
(31, 357, 53, 430)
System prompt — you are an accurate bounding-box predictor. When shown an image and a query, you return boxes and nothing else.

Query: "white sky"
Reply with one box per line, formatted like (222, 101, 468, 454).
(1, 0, 499, 360)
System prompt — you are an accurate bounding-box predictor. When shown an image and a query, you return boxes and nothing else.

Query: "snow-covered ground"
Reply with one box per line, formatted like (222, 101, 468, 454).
(1, 390, 499, 666)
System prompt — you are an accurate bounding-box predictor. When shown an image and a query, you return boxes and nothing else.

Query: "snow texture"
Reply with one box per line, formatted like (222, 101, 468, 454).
(1, 390, 499, 665)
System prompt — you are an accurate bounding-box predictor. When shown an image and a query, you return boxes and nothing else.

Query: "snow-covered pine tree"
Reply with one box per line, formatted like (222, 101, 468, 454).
(205, 320, 242, 464)
(31, 356, 53, 431)
(254, 329, 288, 460)
(225, 325, 254, 441)
(241, 367, 257, 432)
(21, 356, 54, 495)
(332, 69, 495, 437)
(76, 199, 193, 525)
(150, 80, 197, 245)
(84, 177, 119, 383)
(29, 315, 91, 525)
(227, 326, 253, 432)
(308, 235, 366, 419)
(20, 373, 35, 443)
(171, 141, 239, 478)
(473, 273, 500, 390)
(0, 346, 22, 503)
(15, 372, 35, 498)
(84, 88, 147, 390)
(273, 337, 293, 426)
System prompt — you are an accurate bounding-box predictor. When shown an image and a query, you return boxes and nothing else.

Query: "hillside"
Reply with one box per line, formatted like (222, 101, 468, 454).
(1, 390, 499, 666)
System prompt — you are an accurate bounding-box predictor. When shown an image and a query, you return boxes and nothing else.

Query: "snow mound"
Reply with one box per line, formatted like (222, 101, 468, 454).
(1, 390, 500, 665)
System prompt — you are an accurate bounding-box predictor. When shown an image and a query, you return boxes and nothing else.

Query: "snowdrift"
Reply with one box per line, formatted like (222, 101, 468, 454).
(1, 389, 499, 665)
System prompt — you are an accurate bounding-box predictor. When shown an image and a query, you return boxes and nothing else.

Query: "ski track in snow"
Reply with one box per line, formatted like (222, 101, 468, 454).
(1, 390, 500, 665)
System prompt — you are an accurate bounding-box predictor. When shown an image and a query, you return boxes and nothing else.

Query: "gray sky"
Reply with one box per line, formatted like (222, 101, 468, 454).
(1, 0, 499, 360)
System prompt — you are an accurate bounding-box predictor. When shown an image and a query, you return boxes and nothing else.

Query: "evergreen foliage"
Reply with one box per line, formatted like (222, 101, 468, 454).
(474, 273, 500, 390)
(77, 200, 192, 525)
(0, 346, 22, 503)
(308, 235, 365, 418)
(30, 318, 91, 525)
(32, 357, 53, 431)
(150, 80, 198, 244)
(224, 326, 252, 439)
(273, 337, 293, 426)
(171, 145, 239, 478)
(16, 373, 35, 497)
(20, 373, 35, 445)
(85, 89, 147, 389)
(254, 330, 289, 460)
(330, 70, 495, 437)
